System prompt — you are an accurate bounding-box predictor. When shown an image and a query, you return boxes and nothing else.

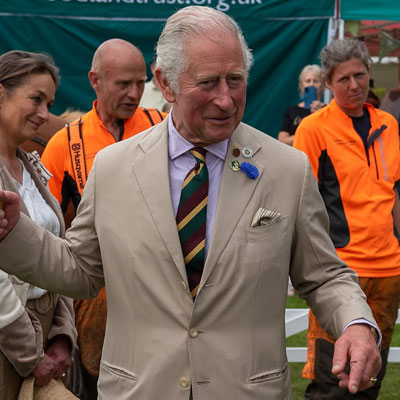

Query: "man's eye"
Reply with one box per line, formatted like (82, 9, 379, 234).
(199, 80, 215, 88)
(31, 96, 41, 104)
(228, 76, 243, 86)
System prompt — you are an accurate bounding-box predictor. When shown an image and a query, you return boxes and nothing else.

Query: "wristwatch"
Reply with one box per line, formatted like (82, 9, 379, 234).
(370, 326, 378, 343)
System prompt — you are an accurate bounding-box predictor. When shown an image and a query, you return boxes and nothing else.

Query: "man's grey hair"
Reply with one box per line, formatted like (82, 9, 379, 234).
(156, 6, 253, 92)
(320, 38, 371, 82)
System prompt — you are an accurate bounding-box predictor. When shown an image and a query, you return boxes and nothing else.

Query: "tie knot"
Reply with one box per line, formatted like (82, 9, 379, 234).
(190, 147, 206, 164)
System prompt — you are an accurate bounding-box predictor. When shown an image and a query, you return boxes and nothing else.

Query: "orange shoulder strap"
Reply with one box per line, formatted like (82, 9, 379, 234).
(67, 118, 87, 196)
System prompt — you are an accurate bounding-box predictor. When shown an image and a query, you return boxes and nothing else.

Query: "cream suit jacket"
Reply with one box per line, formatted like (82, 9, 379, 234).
(0, 120, 375, 400)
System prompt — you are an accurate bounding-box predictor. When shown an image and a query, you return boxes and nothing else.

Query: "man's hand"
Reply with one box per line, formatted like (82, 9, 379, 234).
(45, 335, 72, 380)
(310, 100, 324, 113)
(33, 335, 72, 387)
(0, 190, 20, 240)
(33, 353, 56, 387)
(332, 324, 382, 394)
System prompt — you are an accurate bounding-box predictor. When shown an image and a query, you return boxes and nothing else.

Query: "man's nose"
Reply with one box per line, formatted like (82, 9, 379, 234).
(213, 80, 234, 110)
(127, 84, 142, 100)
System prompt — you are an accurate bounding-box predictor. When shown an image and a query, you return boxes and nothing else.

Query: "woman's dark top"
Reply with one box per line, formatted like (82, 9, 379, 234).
(280, 105, 311, 136)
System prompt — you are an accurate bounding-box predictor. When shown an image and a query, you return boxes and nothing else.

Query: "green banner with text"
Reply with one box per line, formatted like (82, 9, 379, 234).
(0, 1, 334, 136)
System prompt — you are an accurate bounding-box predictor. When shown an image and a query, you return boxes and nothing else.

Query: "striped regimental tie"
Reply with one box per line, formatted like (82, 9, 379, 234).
(176, 147, 209, 298)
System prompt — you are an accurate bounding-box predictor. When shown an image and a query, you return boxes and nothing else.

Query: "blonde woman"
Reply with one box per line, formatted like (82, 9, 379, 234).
(278, 64, 324, 146)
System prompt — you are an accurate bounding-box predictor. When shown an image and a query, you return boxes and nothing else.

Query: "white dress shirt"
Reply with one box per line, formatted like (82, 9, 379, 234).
(15, 160, 60, 299)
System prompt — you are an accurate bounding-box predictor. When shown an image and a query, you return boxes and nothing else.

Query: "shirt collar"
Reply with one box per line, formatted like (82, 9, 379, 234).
(168, 113, 228, 161)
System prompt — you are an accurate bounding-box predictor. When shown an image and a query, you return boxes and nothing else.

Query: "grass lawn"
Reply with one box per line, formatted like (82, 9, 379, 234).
(286, 294, 400, 399)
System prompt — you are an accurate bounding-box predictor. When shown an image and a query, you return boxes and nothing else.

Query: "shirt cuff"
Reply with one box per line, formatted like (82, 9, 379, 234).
(344, 318, 382, 348)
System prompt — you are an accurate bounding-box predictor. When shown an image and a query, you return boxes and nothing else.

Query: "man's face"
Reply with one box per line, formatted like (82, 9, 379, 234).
(327, 57, 371, 117)
(93, 53, 147, 121)
(167, 34, 247, 146)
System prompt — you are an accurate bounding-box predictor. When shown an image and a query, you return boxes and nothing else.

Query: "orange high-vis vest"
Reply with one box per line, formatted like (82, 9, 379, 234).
(294, 99, 400, 278)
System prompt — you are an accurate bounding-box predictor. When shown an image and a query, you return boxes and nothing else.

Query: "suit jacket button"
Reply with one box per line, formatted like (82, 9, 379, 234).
(181, 281, 188, 291)
(179, 377, 190, 388)
(189, 328, 198, 338)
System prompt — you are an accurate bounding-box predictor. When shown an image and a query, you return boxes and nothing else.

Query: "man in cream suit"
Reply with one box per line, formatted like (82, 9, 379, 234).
(0, 6, 381, 400)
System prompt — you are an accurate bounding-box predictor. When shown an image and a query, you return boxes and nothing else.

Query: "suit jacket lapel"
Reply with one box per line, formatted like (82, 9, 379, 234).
(200, 124, 264, 289)
(132, 120, 188, 283)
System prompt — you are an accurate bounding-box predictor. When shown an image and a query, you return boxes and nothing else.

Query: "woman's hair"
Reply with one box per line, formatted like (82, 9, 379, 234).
(298, 64, 323, 95)
(320, 38, 371, 82)
(156, 6, 253, 92)
(0, 50, 59, 92)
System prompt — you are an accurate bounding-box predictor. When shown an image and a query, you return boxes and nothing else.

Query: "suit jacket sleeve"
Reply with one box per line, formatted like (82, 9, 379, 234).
(0, 156, 105, 299)
(0, 270, 24, 329)
(290, 154, 375, 338)
(47, 295, 77, 354)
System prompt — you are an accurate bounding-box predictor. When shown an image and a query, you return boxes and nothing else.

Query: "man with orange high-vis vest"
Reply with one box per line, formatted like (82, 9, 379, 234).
(41, 38, 166, 400)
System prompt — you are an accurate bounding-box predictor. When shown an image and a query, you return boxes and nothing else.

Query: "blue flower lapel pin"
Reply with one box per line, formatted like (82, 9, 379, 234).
(240, 162, 259, 180)
(229, 144, 259, 180)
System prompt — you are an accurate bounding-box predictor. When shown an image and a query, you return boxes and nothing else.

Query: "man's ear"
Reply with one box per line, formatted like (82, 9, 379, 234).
(154, 67, 176, 103)
(88, 70, 100, 92)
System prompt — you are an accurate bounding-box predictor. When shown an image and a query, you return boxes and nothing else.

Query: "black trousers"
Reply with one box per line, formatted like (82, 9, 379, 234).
(81, 364, 98, 400)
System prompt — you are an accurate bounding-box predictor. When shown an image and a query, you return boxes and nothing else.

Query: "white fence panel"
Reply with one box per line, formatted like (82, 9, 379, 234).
(286, 309, 400, 362)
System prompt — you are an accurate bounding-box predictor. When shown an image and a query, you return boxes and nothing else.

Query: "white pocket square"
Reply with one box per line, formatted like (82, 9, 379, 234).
(251, 207, 281, 227)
